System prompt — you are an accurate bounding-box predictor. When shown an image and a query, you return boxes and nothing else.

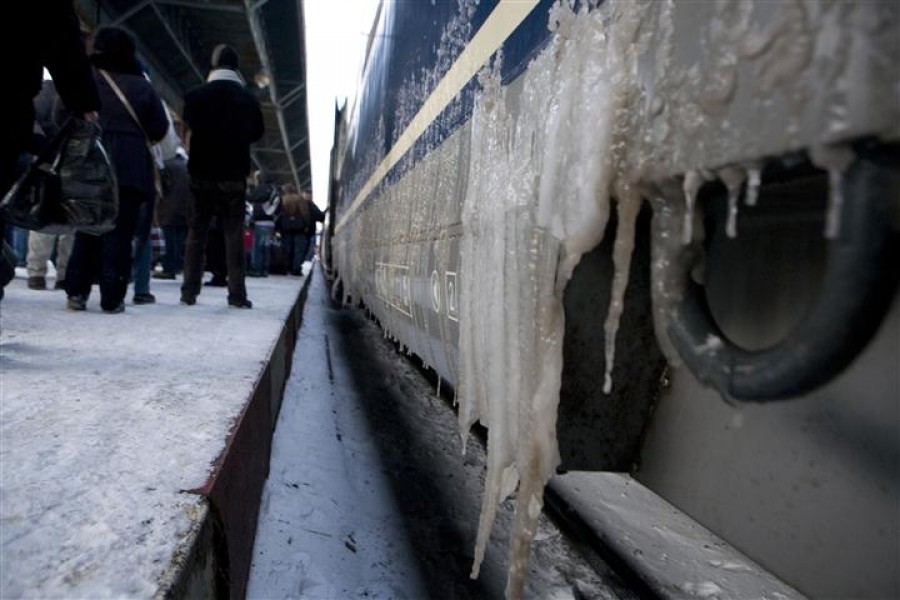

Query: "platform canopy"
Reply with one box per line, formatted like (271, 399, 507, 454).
(74, 0, 312, 190)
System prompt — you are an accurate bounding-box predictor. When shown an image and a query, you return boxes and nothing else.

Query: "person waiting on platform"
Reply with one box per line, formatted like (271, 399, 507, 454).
(64, 26, 168, 314)
(247, 173, 280, 278)
(276, 185, 311, 276)
(25, 78, 74, 291)
(153, 146, 191, 280)
(180, 44, 264, 309)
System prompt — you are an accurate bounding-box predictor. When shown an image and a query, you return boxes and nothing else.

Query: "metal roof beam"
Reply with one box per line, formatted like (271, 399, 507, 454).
(289, 136, 308, 152)
(248, 0, 274, 12)
(149, 1, 206, 84)
(95, 2, 185, 111)
(155, 0, 244, 13)
(253, 147, 287, 154)
(110, 0, 152, 25)
(277, 82, 305, 110)
(244, 0, 301, 190)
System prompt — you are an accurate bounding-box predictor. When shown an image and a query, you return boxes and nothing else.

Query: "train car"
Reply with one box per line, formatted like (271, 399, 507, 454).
(324, 1, 899, 598)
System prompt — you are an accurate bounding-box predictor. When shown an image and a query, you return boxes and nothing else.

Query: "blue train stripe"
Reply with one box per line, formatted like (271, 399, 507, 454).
(336, 0, 552, 232)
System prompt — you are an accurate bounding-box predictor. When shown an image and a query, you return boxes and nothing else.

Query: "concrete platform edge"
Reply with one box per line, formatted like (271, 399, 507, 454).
(154, 268, 316, 599)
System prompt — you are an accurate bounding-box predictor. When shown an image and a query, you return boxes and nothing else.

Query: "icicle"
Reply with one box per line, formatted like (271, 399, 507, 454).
(436, 375, 442, 398)
(682, 170, 703, 245)
(744, 163, 762, 206)
(330, 275, 342, 302)
(810, 144, 855, 240)
(603, 187, 642, 394)
(824, 168, 844, 239)
(717, 166, 747, 239)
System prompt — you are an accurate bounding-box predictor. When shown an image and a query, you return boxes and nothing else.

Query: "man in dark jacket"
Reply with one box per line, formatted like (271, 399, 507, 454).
(1, 1, 101, 300)
(180, 44, 264, 308)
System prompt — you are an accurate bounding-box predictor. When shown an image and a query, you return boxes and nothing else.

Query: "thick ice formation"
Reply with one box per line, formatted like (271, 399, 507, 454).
(457, 2, 650, 597)
(456, 1, 877, 596)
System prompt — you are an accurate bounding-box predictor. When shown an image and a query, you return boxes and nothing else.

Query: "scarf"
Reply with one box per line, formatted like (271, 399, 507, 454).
(206, 69, 246, 86)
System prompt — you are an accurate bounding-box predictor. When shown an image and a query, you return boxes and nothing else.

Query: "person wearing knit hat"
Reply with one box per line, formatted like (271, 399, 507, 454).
(179, 43, 264, 309)
(211, 44, 240, 70)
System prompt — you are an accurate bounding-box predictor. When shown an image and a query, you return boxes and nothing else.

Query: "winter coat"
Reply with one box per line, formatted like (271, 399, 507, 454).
(92, 67, 168, 195)
(183, 77, 265, 182)
(157, 155, 191, 227)
(276, 214, 308, 234)
(277, 194, 324, 236)
(305, 199, 326, 236)
(249, 183, 280, 223)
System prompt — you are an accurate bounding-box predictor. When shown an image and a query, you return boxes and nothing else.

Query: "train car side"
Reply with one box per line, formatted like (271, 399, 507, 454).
(326, 2, 900, 598)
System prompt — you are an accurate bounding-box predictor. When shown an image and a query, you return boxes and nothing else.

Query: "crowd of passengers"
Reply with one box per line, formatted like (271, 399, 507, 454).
(1, 3, 324, 311)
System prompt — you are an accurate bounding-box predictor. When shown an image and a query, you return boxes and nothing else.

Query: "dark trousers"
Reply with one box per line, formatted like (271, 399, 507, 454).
(181, 179, 247, 304)
(281, 232, 309, 274)
(161, 224, 187, 274)
(66, 187, 149, 310)
(205, 218, 227, 282)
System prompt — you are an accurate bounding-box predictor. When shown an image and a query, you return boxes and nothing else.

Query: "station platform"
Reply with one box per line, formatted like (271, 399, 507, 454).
(0, 264, 311, 598)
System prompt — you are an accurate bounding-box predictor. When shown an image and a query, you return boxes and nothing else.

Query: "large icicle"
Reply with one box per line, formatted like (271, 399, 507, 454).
(603, 187, 643, 394)
(457, 2, 648, 598)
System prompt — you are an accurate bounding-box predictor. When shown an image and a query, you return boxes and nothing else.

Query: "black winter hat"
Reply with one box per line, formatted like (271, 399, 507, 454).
(93, 26, 137, 60)
(211, 44, 239, 70)
(91, 26, 142, 75)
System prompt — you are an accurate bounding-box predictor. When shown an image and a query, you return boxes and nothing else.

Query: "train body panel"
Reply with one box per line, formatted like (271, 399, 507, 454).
(326, 1, 899, 597)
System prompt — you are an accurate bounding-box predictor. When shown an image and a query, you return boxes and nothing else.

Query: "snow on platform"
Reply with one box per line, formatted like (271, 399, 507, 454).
(0, 264, 309, 598)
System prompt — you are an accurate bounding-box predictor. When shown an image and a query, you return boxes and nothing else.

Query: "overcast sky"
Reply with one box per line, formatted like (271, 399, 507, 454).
(304, 0, 381, 208)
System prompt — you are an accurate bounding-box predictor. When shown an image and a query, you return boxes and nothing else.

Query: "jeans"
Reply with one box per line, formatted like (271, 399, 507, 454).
(281, 232, 309, 274)
(132, 238, 152, 295)
(4, 225, 28, 266)
(249, 221, 274, 275)
(131, 200, 154, 295)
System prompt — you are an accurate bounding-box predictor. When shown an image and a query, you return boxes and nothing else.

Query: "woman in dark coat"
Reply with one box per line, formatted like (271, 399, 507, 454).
(65, 26, 168, 313)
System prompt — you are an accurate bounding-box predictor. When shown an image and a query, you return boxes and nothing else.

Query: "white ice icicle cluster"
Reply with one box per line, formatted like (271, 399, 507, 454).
(457, 2, 649, 598)
(717, 166, 747, 239)
(810, 144, 855, 240)
(744, 163, 762, 207)
(682, 170, 704, 245)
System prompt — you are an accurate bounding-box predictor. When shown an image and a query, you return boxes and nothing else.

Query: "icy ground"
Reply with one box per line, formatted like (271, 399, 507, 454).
(247, 269, 630, 599)
(0, 263, 307, 597)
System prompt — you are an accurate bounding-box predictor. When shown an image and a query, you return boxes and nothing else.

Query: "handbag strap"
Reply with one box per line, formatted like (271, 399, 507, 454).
(98, 69, 162, 193)
(98, 69, 151, 143)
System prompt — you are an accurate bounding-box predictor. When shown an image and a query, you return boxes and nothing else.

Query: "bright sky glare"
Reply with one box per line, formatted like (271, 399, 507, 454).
(304, 0, 381, 209)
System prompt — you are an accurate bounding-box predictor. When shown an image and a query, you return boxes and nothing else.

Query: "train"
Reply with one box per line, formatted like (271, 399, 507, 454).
(322, 1, 899, 598)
